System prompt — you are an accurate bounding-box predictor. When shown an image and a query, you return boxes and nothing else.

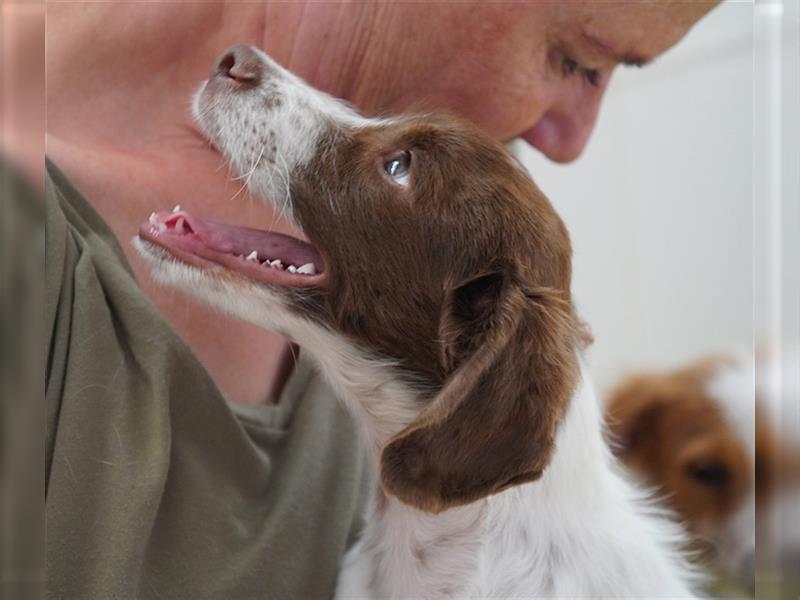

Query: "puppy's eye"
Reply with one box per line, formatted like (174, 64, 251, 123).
(686, 461, 731, 489)
(384, 151, 411, 187)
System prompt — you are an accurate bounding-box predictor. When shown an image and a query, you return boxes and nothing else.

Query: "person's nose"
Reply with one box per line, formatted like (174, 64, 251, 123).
(213, 45, 262, 86)
(522, 81, 608, 163)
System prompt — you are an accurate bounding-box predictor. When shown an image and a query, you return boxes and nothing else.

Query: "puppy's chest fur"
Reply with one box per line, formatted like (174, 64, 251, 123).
(334, 372, 699, 599)
(345, 496, 565, 599)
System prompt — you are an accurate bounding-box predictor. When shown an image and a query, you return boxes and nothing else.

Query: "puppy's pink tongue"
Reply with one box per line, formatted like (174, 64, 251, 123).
(138, 208, 327, 288)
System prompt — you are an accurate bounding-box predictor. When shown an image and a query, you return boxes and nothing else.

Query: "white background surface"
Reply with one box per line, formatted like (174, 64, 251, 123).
(513, 0, 797, 395)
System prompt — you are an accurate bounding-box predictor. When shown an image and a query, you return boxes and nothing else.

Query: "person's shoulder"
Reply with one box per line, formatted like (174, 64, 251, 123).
(45, 158, 129, 263)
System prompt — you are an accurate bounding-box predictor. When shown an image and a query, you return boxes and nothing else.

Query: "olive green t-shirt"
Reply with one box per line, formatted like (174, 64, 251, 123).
(45, 159, 371, 599)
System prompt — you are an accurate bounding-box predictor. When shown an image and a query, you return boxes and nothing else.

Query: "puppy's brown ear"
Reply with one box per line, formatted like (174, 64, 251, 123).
(380, 270, 580, 513)
(605, 376, 666, 462)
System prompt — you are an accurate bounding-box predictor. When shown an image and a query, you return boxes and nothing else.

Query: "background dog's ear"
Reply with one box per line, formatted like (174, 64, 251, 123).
(380, 270, 580, 513)
(605, 376, 667, 462)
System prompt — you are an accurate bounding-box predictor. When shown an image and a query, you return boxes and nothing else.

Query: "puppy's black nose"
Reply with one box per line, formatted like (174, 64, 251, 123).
(214, 45, 262, 86)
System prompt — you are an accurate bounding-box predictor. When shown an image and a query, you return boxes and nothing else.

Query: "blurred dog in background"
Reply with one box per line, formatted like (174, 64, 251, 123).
(605, 347, 800, 594)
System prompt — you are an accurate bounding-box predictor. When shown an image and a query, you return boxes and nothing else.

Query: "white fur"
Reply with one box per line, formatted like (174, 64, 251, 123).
(702, 347, 800, 582)
(706, 351, 755, 458)
(703, 352, 756, 582)
(192, 46, 374, 224)
(755, 346, 800, 570)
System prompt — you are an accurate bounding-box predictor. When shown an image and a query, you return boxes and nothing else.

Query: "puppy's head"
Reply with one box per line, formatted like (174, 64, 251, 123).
(137, 45, 583, 513)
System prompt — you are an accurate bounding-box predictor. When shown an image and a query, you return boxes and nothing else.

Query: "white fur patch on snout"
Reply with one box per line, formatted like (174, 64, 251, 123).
(133, 236, 307, 338)
(191, 45, 368, 224)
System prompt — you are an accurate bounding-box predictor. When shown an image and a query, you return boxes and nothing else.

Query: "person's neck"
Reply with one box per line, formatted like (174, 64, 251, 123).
(45, 2, 378, 405)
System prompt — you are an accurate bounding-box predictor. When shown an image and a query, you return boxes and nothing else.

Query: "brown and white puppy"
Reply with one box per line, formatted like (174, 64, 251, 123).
(136, 45, 697, 598)
(143, 46, 581, 512)
(606, 349, 800, 589)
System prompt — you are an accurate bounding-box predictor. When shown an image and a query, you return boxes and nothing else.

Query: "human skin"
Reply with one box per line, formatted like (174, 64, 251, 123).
(45, 2, 716, 405)
(1, 2, 45, 191)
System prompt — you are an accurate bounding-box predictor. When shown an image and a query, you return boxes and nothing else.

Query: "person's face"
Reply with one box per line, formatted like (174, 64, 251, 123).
(352, 2, 717, 163)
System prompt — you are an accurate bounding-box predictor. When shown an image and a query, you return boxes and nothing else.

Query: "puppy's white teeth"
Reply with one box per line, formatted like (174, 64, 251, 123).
(245, 250, 259, 262)
(148, 213, 157, 224)
(176, 217, 186, 234)
(157, 223, 167, 233)
(269, 259, 283, 269)
(297, 263, 316, 275)
(287, 265, 297, 273)
(172, 204, 181, 213)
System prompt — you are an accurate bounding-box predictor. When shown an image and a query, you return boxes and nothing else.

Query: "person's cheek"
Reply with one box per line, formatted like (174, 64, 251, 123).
(522, 77, 610, 163)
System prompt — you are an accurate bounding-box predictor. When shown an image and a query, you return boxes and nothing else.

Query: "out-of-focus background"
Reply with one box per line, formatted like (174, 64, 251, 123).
(514, 1, 799, 597)
(515, 0, 797, 394)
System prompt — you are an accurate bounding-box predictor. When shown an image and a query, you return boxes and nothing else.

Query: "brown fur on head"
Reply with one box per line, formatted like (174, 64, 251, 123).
(291, 116, 584, 512)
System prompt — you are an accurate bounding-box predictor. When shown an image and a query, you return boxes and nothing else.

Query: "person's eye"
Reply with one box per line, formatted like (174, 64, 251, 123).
(561, 55, 601, 88)
(384, 151, 411, 187)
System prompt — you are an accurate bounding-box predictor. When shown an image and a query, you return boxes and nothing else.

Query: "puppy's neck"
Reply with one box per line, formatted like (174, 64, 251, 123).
(301, 323, 605, 493)
(294, 324, 422, 455)
(296, 320, 609, 520)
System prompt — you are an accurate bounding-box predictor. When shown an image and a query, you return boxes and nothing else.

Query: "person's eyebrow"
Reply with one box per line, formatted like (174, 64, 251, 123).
(580, 31, 651, 67)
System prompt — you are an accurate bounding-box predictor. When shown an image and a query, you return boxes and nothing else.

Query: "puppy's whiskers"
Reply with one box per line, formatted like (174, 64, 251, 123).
(269, 152, 293, 230)
(229, 145, 265, 203)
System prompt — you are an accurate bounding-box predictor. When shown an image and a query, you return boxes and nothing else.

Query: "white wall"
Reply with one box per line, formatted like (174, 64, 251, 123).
(513, 1, 774, 394)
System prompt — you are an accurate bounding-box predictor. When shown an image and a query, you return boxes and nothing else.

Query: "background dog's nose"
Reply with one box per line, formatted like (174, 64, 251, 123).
(214, 45, 262, 86)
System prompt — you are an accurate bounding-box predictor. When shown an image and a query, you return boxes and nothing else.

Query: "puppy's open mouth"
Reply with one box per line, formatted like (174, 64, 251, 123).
(138, 207, 326, 288)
